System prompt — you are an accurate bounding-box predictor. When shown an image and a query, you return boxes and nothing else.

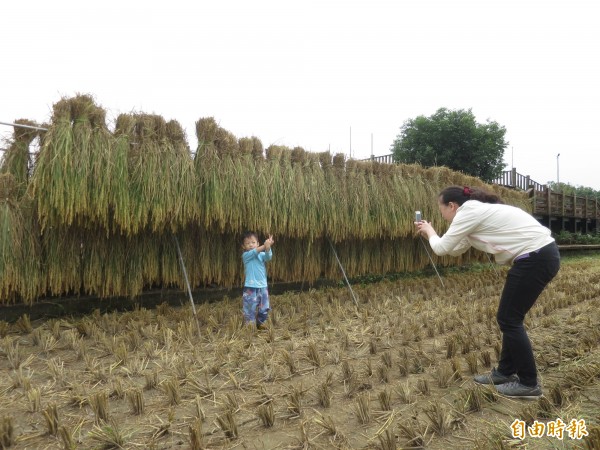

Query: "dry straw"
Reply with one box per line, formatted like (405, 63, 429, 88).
(0, 101, 532, 303)
(31, 95, 121, 231)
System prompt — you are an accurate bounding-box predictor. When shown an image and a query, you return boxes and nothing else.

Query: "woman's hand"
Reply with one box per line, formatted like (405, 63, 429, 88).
(415, 220, 436, 239)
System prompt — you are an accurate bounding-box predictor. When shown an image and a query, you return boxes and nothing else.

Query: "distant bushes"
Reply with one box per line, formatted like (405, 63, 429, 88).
(555, 230, 600, 245)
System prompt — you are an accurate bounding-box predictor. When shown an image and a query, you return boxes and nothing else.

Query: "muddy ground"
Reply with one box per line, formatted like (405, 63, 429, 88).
(1, 254, 599, 449)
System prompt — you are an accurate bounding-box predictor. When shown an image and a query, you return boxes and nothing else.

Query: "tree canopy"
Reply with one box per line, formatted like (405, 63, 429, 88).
(391, 108, 508, 183)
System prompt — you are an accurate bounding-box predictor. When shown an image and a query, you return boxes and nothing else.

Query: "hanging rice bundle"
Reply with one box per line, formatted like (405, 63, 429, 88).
(231, 136, 269, 234)
(265, 145, 300, 237)
(80, 227, 128, 298)
(0, 174, 43, 304)
(116, 114, 196, 234)
(304, 152, 329, 238)
(252, 136, 264, 160)
(389, 163, 438, 236)
(195, 118, 221, 228)
(0, 119, 39, 198)
(345, 160, 372, 239)
(285, 147, 315, 238)
(267, 236, 323, 284)
(195, 118, 269, 233)
(30, 94, 121, 232)
(42, 224, 85, 297)
(315, 151, 338, 239)
(323, 153, 350, 242)
(368, 162, 402, 238)
(120, 231, 161, 296)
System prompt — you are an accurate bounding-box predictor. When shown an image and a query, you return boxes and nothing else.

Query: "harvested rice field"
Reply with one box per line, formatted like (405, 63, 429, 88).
(1, 254, 599, 450)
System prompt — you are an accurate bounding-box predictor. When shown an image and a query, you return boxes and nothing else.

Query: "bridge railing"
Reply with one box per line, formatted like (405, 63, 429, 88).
(491, 168, 547, 192)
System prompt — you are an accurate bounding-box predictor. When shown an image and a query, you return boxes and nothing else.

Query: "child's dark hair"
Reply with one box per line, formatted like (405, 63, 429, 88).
(242, 231, 258, 243)
(439, 185, 504, 206)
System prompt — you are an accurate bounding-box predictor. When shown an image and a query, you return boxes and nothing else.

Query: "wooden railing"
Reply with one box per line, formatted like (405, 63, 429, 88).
(491, 168, 547, 192)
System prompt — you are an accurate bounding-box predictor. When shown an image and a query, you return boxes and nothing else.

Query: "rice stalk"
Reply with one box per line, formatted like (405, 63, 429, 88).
(257, 402, 275, 428)
(424, 402, 454, 437)
(89, 391, 110, 423)
(0, 416, 15, 448)
(396, 382, 415, 404)
(216, 410, 238, 440)
(378, 389, 392, 411)
(397, 416, 426, 448)
(354, 393, 371, 424)
(162, 378, 181, 406)
(435, 362, 455, 388)
(377, 364, 390, 383)
(316, 382, 332, 408)
(15, 314, 32, 333)
(188, 418, 204, 450)
(5, 339, 22, 370)
(306, 341, 322, 368)
(43, 403, 59, 436)
(281, 349, 298, 375)
(0, 321, 9, 338)
(285, 384, 303, 418)
(58, 425, 77, 450)
(27, 387, 41, 412)
(376, 428, 397, 450)
(313, 413, 339, 437)
(126, 388, 145, 415)
(417, 378, 430, 396)
(88, 419, 129, 449)
(194, 395, 206, 421)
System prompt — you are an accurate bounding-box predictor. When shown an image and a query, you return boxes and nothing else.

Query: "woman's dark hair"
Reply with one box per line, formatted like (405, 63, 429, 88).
(439, 185, 504, 206)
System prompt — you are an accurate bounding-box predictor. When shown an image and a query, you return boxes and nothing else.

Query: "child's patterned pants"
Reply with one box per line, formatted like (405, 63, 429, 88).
(242, 287, 270, 325)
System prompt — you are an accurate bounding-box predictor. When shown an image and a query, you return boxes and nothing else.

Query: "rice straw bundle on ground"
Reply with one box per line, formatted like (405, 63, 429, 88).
(0, 174, 43, 304)
(30, 95, 123, 232)
(0, 119, 39, 198)
(115, 114, 196, 234)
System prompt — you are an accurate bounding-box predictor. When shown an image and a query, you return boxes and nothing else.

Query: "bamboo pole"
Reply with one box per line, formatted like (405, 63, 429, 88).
(327, 237, 359, 307)
(173, 235, 202, 337)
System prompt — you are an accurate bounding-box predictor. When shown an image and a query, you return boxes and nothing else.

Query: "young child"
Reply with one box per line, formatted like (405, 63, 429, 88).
(241, 231, 274, 328)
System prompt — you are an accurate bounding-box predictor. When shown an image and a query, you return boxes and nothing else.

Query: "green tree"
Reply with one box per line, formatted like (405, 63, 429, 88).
(391, 108, 508, 182)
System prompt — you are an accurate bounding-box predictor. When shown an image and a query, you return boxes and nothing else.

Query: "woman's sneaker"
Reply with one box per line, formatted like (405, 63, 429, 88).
(496, 381, 542, 399)
(473, 367, 519, 385)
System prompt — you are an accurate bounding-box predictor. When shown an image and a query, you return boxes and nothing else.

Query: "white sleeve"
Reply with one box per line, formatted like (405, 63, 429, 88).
(428, 206, 479, 256)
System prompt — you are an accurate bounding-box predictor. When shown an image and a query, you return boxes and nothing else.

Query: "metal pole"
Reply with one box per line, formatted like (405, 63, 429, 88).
(418, 236, 445, 288)
(173, 235, 202, 337)
(327, 237, 359, 307)
(556, 153, 560, 186)
(0, 121, 48, 131)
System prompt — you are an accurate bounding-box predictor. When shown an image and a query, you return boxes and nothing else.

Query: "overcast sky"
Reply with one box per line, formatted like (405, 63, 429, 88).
(1, 0, 599, 189)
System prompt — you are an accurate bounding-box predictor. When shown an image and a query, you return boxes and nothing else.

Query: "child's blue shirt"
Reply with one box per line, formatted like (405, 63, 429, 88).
(242, 248, 272, 288)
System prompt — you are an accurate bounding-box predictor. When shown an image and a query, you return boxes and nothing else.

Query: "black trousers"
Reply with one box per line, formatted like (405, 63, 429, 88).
(496, 242, 560, 386)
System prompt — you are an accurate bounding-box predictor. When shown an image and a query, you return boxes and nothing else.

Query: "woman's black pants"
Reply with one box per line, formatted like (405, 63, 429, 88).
(496, 242, 560, 386)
